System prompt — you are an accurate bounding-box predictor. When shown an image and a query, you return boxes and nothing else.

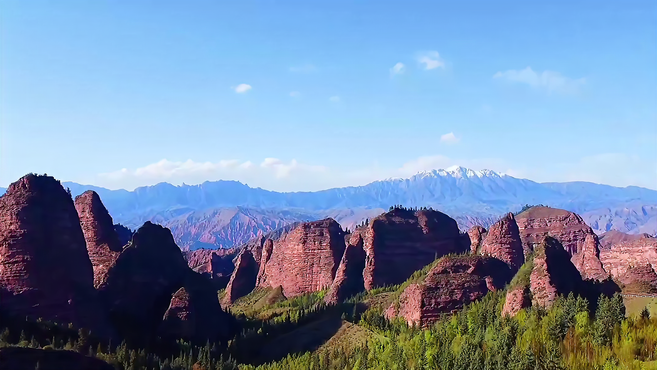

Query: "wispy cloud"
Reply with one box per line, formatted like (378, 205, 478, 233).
(289, 91, 300, 97)
(417, 51, 445, 70)
(289, 64, 317, 73)
(390, 62, 405, 76)
(493, 67, 585, 94)
(329, 96, 341, 102)
(234, 84, 252, 93)
(440, 132, 459, 144)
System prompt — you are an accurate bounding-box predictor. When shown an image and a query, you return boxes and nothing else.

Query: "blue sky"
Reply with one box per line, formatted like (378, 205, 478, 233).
(1, 0, 656, 191)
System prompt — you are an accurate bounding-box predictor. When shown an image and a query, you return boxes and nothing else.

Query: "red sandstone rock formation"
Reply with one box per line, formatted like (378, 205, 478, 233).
(616, 263, 657, 294)
(599, 230, 654, 250)
(600, 238, 657, 293)
(161, 271, 232, 342)
(256, 239, 274, 286)
(468, 226, 487, 254)
(479, 213, 524, 271)
(516, 206, 596, 255)
(256, 219, 346, 297)
(325, 233, 367, 304)
(99, 221, 231, 342)
(74, 191, 123, 288)
(0, 347, 114, 370)
(222, 249, 259, 304)
(183, 248, 238, 288)
(387, 255, 513, 327)
(571, 233, 609, 281)
(529, 238, 583, 309)
(0, 174, 107, 333)
(516, 206, 608, 280)
(361, 209, 467, 290)
(502, 287, 531, 317)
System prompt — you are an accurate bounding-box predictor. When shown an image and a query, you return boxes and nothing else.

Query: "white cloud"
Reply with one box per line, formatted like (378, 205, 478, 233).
(390, 62, 405, 76)
(329, 96, 341, 102)
(493, 67, 585, 94)
(439, 132, 459, 144)
(234, 84, 252, 93)
(289, 91, 300, 97)
(289, 64, 317, 73)
(417, 51, 445, 70)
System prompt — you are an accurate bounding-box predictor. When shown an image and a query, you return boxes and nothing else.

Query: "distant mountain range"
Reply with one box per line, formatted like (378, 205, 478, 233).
(2, 166, 655, 249)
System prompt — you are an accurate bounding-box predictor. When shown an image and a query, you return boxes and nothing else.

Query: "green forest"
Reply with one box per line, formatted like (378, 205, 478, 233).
(2, 268, 656, 369)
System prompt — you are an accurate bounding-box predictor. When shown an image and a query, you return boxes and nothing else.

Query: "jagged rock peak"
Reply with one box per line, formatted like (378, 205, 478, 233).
(75, 190, 123, 288)
(479, 213, 524, 271)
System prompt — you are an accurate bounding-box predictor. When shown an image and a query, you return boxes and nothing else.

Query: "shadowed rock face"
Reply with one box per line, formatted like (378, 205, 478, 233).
(98, 222, 196, 342)
(467, 226, 487, 254)
(74, 191, 123, 288)
(222, 249, 259, 304)
(600, 238, 657, 293)
(479, 213, 524, 271)
(530, 238, 583, 309)
(387, 255, 513, 327)
(361, 209, 467, 290)
(257, 219, 346, 297)
(516, 206, 608, 281)
(183, 248, 238, 289)
(0, 347, 114, 370)
(161, 271, 233, 343)
(325, 233, 367, 304)
(0, 174, 108, 334)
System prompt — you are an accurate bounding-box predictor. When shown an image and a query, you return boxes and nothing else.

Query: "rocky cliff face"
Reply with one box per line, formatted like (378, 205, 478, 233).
(222, 249, 259, 304)
(479, 213, 524, 271)
(361, 209, 467, 290)
(74, 191, 124, 288)
(529, 238, 584, 309)
(256, 219, 346, 297)
(183, 248, 238, 289)
(0, 174, 107, 333)
(467, 226, 487, 254)
(599, 230, 654, 250)
(516, 206, 607, 280)
(600, 238, 657, 293)
(502, 287, 531, 317)
(386, 255, 513, 327)
(325, 233, 367, 304)
(571, 234, 609, 281)
(98, 221, 230, 343)
(160, 271, 232, 343)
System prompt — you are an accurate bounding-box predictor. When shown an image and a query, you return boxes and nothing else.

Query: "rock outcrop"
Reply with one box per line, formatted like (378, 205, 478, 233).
(99, 221, 230, 343)
(600, 238, 657, 293)
(529, 238, 583, 309)
(599, 230, 654, 250)
(516, 206, 608, 280)
(325, 233, 367, 304)
(467, 226, 487, 254)
(161, 272, 232, 342)
(114, 224, 134, 246)
(387, 255, 513, 327)
(571, 234, 609, 281)
(74, 191, 124, 288)
(0, 174, 107, 333)
(360, 209, 467, 290)
(0, 347, 114, 370)
(616, 263, 657, 294)
(479, 213, 524, 271)
(222, 249, 259, 304)
(502, 287, 531, 317)
(183, 248, 238, 289)
(516, 206, 597, 256)
(256, 219, 346, 297)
